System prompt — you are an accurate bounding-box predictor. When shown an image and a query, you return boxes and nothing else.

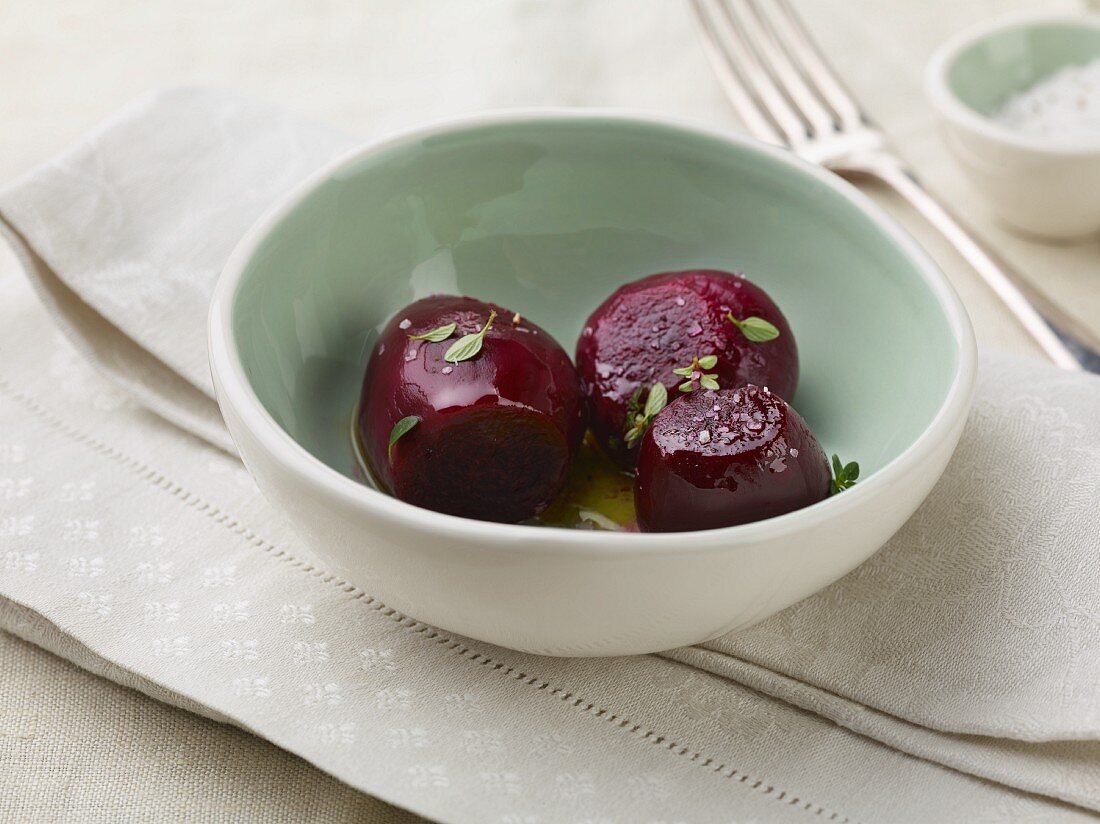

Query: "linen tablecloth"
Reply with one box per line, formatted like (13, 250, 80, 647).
(3, 0, 1099, 821)
(0, 631, 418, 823)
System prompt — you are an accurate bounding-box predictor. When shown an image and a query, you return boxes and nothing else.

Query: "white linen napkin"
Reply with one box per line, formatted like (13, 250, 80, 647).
(2, 86, 357, 453)
(2, 86, 1099, 821)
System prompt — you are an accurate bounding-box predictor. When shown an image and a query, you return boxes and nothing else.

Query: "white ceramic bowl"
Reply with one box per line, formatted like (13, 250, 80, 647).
(209, 110, 976, 656)
(926, 12, 1100, 240)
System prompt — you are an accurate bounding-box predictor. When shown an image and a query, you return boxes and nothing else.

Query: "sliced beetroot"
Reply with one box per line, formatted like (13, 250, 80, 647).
(358, 296, 585, 524)
(576, 269, 798, 469)
(634, 385, 829, 532)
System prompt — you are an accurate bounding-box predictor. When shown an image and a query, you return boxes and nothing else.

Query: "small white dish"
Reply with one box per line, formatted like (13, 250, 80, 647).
(926, 12, 1100, 240)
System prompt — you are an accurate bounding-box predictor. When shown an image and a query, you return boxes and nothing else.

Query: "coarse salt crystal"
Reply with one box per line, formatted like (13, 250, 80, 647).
(994, 58, 1100, 139)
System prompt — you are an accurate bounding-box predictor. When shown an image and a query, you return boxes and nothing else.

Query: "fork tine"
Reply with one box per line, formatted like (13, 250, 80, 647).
(740, 0, 837, 137)
(689, 0, 784, 144)
(711, 0, 812, 146)
(766, 0, 865, 131)
(694, 0, 811, 148)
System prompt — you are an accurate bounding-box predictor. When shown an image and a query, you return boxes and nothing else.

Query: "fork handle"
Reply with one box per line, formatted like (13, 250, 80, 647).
(847, 159, 1100, 373)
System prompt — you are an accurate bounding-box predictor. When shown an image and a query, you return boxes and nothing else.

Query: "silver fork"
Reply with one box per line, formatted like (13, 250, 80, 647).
(691, 0, 1100, 372)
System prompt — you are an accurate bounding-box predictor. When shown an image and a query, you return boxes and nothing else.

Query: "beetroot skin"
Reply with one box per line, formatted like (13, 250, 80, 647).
(634, 385, 829, 532)
(358, 296, 585, 524)
(575, 270, 798, 469)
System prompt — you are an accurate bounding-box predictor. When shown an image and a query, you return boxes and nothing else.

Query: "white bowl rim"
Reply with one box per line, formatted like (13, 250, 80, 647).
(209, 107, 977, 556)
(925, 10, 1100, 156)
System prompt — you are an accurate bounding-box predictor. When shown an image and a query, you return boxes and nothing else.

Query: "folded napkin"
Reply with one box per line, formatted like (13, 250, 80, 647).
(2, 87, 1099, 822)
(2, 87, 356, 453)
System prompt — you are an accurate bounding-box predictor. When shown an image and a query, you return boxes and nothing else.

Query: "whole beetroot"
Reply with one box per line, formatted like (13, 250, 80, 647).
(575, 270, 798, 469)
(634, 385, 830, 533)
(358, 296, 585, 524)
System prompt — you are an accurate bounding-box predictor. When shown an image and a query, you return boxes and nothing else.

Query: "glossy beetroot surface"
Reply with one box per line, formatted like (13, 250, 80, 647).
(358, 296, 585, 524)
(634, 385, 829, 532)
(575, 270, 798, 469)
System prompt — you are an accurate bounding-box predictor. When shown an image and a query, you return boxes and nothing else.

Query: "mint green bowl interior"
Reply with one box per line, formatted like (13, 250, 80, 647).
(231, 117, 957, 496)
(947, 22, 1100, 115)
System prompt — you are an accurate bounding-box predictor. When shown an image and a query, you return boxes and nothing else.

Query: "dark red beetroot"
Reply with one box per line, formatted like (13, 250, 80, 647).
(358, 296, 585, 524)
(575, 270, 798, 469)
(634, 385, 829, 532)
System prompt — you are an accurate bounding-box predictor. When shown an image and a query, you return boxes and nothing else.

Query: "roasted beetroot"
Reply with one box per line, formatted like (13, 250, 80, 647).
(634, 385, 829, 532)
(576, 270, 798, 469)
(358, 296, 585, 523)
